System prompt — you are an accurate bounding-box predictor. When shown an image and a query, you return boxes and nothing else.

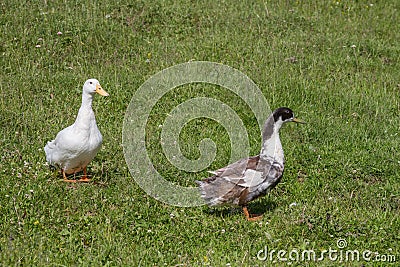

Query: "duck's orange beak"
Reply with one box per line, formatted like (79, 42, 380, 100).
(95, 84, 109, 96)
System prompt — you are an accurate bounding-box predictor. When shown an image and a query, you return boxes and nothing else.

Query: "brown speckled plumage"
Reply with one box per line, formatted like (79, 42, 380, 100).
(196, 107, 304, 221)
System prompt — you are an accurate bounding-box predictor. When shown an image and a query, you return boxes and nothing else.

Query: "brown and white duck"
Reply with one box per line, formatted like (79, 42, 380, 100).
(196, 107, 304, 221)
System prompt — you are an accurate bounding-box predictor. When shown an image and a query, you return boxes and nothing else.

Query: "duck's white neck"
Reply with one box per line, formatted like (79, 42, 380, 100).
(260, 118, 284, 164)
(74, 92, 96, 126)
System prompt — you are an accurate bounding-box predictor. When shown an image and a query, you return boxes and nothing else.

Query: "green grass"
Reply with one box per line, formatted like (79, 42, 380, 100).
(1, 0, 399, 265)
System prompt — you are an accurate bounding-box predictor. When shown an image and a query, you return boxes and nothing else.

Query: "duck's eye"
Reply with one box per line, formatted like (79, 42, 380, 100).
(89, 81, 93, 84)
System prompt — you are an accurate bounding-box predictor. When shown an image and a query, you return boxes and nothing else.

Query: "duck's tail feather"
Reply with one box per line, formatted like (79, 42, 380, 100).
(196, 178, 237, 207)
(44, 140, 57, 167)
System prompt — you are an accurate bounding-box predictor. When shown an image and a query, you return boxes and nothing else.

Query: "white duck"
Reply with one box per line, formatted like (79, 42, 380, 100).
(44, 79, 109, 182)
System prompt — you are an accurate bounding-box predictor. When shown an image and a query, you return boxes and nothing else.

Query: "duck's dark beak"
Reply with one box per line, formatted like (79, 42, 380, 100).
(292, 118, 306, 124)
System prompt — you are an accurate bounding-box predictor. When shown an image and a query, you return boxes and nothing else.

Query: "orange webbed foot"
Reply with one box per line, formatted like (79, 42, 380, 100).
(75, 177, 91, 183)
(61, 168, 92, 183)
(243, 206, 263, 221)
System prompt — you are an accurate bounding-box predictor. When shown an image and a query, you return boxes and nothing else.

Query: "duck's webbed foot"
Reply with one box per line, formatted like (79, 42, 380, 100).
(242, 206, 263, 221)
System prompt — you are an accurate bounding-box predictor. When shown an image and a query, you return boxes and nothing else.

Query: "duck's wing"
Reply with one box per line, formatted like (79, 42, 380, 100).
(198, 156, 283, 206)
(198, 156, 266, 206)
(207, 155, 260, 177)
(44, 125, 76, 165)
(209, 155, 265, 186)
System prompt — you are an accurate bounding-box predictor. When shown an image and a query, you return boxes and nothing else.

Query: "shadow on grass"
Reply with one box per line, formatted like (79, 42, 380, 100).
(204, 198, 278, 219)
